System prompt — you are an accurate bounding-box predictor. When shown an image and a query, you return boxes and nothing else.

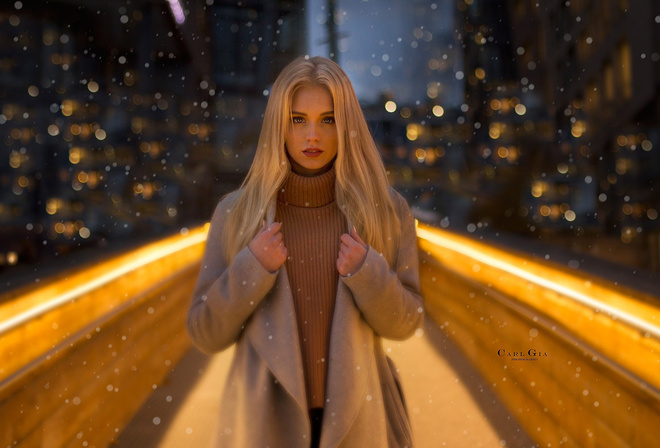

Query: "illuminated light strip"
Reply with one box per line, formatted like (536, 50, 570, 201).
(168, 0, 186, 24)
(417, 226, 660, 340)
(0, 230, 208, 336)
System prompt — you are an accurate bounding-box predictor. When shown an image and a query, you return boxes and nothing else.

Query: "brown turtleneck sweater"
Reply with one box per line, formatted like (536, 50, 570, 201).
(275, 167, 347, 409)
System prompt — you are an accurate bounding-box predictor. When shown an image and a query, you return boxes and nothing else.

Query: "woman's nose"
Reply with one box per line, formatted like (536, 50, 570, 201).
(306, 124, 319, 142)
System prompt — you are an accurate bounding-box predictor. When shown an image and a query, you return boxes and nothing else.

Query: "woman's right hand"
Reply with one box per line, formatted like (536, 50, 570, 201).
(248, 221, 287, 273)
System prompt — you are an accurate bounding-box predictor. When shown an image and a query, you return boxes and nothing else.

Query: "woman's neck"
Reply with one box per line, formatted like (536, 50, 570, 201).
(278, 166, 336, 208)
(288, 158, 336, 177)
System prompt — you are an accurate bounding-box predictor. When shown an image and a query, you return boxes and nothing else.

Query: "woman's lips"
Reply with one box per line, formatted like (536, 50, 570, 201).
(303, 148, 323, 158)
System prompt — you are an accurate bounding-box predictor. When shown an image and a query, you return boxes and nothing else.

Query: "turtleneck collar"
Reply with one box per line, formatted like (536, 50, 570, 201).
(277, 166, 336, 208)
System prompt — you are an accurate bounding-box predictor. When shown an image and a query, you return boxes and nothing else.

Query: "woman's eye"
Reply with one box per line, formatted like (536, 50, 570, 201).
(322, 117, 335, 124)
(292, 116, 304, 124)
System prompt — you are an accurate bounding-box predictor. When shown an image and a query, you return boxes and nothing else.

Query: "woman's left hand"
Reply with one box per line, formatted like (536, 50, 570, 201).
(337, 226, 368, 277)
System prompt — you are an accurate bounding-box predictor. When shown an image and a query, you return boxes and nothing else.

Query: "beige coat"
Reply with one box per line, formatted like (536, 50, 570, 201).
(187, 188, 424, 448)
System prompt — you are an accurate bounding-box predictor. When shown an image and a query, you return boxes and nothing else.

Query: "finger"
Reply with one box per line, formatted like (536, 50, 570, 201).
(267, 221, 282, 234)
(340, 233, 357, 247)
(336, 255, 345, 273)
(275, 248, 287, 266)
(350, 226, 367, 247)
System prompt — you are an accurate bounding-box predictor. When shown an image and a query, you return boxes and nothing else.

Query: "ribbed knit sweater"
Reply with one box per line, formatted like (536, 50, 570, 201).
(275, 167, 347, 409)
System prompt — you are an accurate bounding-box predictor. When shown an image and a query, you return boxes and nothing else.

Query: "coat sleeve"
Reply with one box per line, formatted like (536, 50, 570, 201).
(340, 190, 424, 340)
(187, 193, 278, 353)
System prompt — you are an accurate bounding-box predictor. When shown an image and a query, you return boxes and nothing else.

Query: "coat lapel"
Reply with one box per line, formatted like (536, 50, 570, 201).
(245, 200, 307, 415)
(321, 281, 374, 447)
(246, 266, 308, 414)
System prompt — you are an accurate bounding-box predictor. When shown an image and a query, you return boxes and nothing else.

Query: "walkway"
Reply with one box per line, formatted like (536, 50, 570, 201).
(116, 318, 537, 447)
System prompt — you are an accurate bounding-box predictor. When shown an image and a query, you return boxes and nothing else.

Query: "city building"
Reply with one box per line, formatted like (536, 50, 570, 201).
(508, 0, 660, 269)
(0, 0, 306, 277)
(455, 0, 556, 232)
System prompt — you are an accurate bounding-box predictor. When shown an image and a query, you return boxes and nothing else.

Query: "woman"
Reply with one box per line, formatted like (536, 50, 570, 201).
(187, 56, 424, 448)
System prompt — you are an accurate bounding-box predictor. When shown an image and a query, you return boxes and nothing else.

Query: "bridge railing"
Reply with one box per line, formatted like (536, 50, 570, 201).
(417, 222, 660, 448)
(0, 226, 208, 447)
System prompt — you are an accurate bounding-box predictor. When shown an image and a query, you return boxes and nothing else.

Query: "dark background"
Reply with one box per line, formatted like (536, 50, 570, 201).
(1, 0, 659, 291)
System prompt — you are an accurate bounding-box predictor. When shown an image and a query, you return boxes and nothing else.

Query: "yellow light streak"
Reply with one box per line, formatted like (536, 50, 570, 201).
(416, 226, 660, 339)
(0, 228, 208, 336)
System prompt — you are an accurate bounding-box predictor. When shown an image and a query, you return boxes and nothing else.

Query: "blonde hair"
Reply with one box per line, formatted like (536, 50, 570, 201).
(222, 56, 401, 265)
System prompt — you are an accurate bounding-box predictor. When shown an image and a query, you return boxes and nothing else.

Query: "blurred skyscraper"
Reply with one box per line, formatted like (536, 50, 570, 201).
(506, 0, 660, 269)
(0, 0, 306, 279)
(1, 0, 206, 272)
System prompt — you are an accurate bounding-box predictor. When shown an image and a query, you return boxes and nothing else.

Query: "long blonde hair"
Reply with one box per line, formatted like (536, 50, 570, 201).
(222, 56, 401, 265)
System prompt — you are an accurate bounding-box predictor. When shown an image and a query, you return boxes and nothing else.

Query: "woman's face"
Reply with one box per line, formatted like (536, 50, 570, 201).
(285, 85, 338, 176)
